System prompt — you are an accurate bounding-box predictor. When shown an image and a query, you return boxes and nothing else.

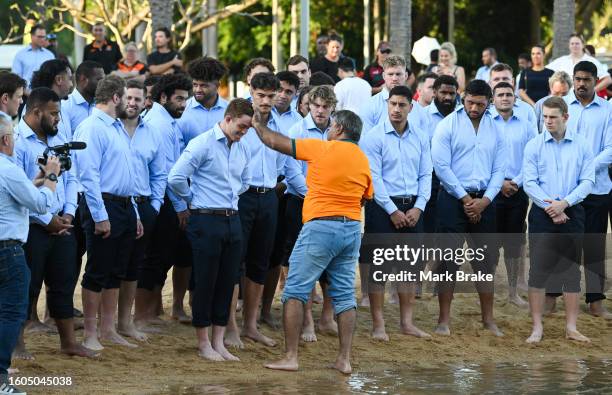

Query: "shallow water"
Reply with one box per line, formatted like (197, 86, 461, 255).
(159, 358, 611, 394)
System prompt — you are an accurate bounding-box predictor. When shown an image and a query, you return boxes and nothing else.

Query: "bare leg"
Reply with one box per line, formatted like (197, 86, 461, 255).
(118, 281, 147, 341)
(588, 300, 612, 319)
(368, 286, 388, 341)
(544, 295, 557, 315)
(435, 288, 453, 335)
(81, 288, 103, 351)
(11, 327, 33, 360)
(359, 264, 370, 307)
(564, 292, 590, 342)
(172, 266, 192, 323)
(212, 325, 239, 361)
(99, 288, 136, 347)
(317, 283, 338, 335)
(264, 298, 302, 371)
(56, 318, 99, 357)
(197, 327, 223, 361)
(278, 266, 288, 290)
(224, 285, 243, 349)
(260, 266, 281, 329)
(398, 289, 430, 338)
(332, 308, 356, 374)
(478, 291, 503, 337)
(526, 287, 544, 343)
(301, 296, 317, 342)
(133, 287, 162, 333)
(505, 257, 527, 307)
(517, 244, 528, 291)
(241, 278, 276, 346)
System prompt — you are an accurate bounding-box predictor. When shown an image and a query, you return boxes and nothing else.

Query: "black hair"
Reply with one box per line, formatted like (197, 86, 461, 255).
(250, 72, 280, 91)
(187, 57, 228, 82)
(0, 72, 27, 97)
(310, 71, 335, 86)
(465, 79, 492, 99)
(518, 53, 531, 62)
(276, 71, 300, 91)
(417, 72, 438, 85)
(433, 75, 458, 90)
(430, 49, 439, 62)
(573, 60, 598, 78)
(287, 55, 309, 67)
(144, 74, 161, 88)
(26, 87, 60, 112)
(152, 73, 192, 102)
(31, 59, 72, 89)
(75, 61, 103, 81)
(388, 85, 413, 101)
(337, 57, 355, 72)
(492, 81, 514, 93)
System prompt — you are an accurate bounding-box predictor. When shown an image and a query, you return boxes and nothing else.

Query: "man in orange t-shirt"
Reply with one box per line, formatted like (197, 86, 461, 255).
(251, 109, 373, 375)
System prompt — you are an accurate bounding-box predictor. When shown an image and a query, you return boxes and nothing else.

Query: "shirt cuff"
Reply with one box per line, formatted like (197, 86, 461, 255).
(63, 203, 77, 218)
(91, 208, 109, 223)
(151, 199, 162, 213)
(484, 189, 498, 203)
(32, 213, 53, 226)
(452, 186, 468, 200)
(172, 199, 188, 213)
(383, 200, 398, 215)
(414, 197, 427, 212)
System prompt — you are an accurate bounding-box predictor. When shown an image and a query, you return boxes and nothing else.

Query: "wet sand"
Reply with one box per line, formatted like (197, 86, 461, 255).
(14, 272, 612, 394)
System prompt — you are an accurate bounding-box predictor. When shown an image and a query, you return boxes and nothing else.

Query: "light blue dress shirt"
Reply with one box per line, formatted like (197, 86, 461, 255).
(523, 128, 594, 208)
(475, 62, 499, 82)
(417, 102, 451, 141)
(74, 108, 137, 223)
(565, 91, 612, 195)
(285, 113, 330, 197)
(178, 95, 228, 145)
(62, 89, 95, 139)
(0, 111, 11, 122)
(361, 117, 432, 214)
(0, 153, 54, 243)
(512, 98, 538, 129)
(489, 109, 537, 187)
(242, 112, 287, 188)
(407, 100, 427, 132)
(431, 107, 506, 202)
(11, 45, 55, 87)
(143, 102, 187, 212)
(272, 106, 303, 135)
(534, 94, 551, 133)
(14, 119, 78, 226)
(168, 124, 251, 210)
(123, 116, 167, 213)
(359, 88, 389, 133)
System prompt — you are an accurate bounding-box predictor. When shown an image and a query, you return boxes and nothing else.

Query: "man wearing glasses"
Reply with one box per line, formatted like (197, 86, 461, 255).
(12, 24, 55, 90)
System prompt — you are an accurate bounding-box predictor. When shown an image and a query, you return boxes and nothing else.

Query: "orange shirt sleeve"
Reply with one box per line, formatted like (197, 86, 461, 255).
(363, 174, 374, 199)
(293, 138, 327, 162)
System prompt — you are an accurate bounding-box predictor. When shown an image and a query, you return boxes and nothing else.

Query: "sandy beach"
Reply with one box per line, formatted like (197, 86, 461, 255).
(12, 264, 612, 394)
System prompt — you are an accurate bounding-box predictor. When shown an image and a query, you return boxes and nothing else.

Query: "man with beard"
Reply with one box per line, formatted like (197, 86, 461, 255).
(143, 75, 160, 113)
(62, 61, 105, 139)
(179, 57, 228, 145)
(168, 98, 253, 361)
(490, 82, 537, 307)
(431, 80, 506, 337)
(116, 80, 166, 344)
(545, 61, 612, 319)
(419, 75, 458, 233)
(74, 76, 143, 350)
(13, 88, 97, 360)
(359, 55, 409, 133)
(137, 73, 192, 329)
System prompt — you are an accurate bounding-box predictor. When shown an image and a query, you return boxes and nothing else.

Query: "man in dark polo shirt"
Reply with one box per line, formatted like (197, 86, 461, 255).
(364, 41, 392, 95)
(83, 22, 122, 74)
(147, 28, 183, 76)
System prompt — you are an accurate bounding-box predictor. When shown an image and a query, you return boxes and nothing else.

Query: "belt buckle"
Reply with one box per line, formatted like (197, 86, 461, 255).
(224, 209, 231, 216)
(257, 187, 267, 194)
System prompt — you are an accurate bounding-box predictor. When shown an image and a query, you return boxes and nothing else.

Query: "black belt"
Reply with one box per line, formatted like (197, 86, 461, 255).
(311, 216, 358, 223)
(190, 208, 239, 216)
(288, 193, 305, 200)
(102, 193, 132, 205)
(0, 239, 22, 248)
(390, 195, 415, 205)
(467, 190, 486, 199)
(248, 186, 274, 194)
(133, 196, 150, 204)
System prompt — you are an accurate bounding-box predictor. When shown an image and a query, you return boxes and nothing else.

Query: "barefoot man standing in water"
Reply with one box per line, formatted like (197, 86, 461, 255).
(252, 109, 373, 374)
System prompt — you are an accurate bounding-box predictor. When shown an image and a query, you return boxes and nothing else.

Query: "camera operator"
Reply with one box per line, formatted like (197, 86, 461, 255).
(0, 117, 59, 394)
(13, 88, 97, 362)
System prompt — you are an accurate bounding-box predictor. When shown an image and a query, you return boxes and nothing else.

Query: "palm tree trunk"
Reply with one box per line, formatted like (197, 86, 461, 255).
(389, 0, 411, 67)
(552, 0, 575, 59)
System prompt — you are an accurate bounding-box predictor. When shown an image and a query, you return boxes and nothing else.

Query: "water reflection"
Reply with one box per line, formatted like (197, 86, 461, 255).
(159, 359, 611, 394)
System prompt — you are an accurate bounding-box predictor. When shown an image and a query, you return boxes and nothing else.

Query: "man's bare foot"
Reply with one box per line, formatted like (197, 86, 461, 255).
(134, 320, 163, 334)
(25, 320, 56, 334)
(224, 329, 244, 349)
(264, 356, 298, 371)
(360, 296, 370, 307)
(526, 326, 543, 343)
(544, 297, 557, 315)
(434, 323, 451, 336)
(242, 328, 277, 347)
(301, 323, 317, 342)
(198, 343, 224, 361)
(331, 358, 352, 374)
(12, 345, 34, 360)
(82, 335, 104, 351)
(483, 322, 504, 337)
(317, 319, 338, 335)
(171, 308, 192, 324)
(61, 343, 100, 358)
(400, 323, 432, 338)
(566, 329, 590, 342)
(213, 343, 240, 361)
(259, 312, 280, 330)
(100, 330, 138, 348)
(588, 302, 612, 319)
(118, 324, 149, 342)
(509, 294, 528, 307)
(148, 316, 167, 325)
(371, 326, 389, 341)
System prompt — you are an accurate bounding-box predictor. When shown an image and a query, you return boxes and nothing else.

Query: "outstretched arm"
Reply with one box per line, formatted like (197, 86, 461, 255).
(252, 111, 293, 156)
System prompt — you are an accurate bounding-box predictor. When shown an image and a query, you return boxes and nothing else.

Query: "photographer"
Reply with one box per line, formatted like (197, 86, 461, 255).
(0, 117, 59, 394)
(13, 88, 97, 361)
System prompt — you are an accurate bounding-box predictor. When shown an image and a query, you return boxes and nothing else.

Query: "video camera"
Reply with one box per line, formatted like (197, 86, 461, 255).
(37, 141, 87, 174)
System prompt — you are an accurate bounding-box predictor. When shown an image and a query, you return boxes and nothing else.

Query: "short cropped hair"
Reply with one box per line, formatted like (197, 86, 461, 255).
(573, 61, 597, 78)
(26, 87, 59, 113)
(151, 73, 192, 103)
(76, 61, 103, 81)
(417, 72, 437, 86)
(126, 79, 145, 93)
(187, 57, 228, 82)
(491, 63, 514, 75)
(144, 74, 160, 88)
(388, 85, 413, 101)
(308, 85, 337, 106)
(250, 72, 280, 91)
(334, 110, 362, 142)
(484, 47, 497, 58)
(225, 98, 254, 119)
(383, 55, 407, 70)
(465, 79, 492, 100)
(542, 96, 568, 115)
(0, 72, 27, 98)
(328, 33, 343, 44)
(244, 58, 275, 80)
(310, 71, 335, 86)
(492, 81, 514, 94)
(276, 71, 300, 91)
(95, 75, 126, 104)
(287, 55, 309, 67)
(433, 75, 459, 90)
(338, 57, 355, 72)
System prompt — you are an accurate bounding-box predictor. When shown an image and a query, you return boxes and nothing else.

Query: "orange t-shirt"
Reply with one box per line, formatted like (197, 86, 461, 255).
(293, 138, 373, 223)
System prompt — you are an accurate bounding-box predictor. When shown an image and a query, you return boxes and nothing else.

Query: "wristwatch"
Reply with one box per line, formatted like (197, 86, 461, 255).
(46, 173, 58, 182)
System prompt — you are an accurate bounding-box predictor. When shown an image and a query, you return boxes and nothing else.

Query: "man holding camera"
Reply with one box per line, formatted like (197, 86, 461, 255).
(0, 116, 60, 395)
(12, 88, 97, 361)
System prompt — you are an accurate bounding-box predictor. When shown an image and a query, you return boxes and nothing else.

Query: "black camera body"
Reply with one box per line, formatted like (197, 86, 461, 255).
(37, 141, 87, 174)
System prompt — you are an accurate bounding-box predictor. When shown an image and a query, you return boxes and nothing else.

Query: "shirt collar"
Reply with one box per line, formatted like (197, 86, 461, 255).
(567, 90, 604, 108)
(91, 39, 109, 49)
(383, 116, 414, 136)
(0, 111, 11, 121)
(213, 123, 227, 142)
(16, 118, 36, 140)
(305, 113, 328, 134)
(188, 95, 225, 110)
(92, 107, 118, 126)
(273, 105, 298, 118)
(151, 102, 176, 125)
(71, 89, 89, 105)
(544, 128, 574, 142)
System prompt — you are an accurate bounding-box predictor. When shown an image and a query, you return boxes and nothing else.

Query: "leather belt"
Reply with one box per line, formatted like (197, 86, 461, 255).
(102, 193, 132, 205)
(390, 195, 415, 205)
(467, 191, 486, 199)
(248, 186, 273, 194)
(311, 216, 358, 223)
(190, 208, 239, 216)
(133, 196, 150, 204)
(0, 239, 22, 248)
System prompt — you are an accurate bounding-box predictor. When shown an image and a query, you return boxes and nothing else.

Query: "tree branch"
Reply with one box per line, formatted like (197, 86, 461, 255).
(190, 0, 259, 33)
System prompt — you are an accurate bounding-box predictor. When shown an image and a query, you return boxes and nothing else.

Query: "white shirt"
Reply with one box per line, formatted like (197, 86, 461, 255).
(334, 76, 372, 113)
(547, 54, 608, 79)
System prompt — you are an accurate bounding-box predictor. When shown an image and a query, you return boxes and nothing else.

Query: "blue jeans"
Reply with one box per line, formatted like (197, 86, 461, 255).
(282, 219, 361, 315)
(0, 245, 30, 376)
